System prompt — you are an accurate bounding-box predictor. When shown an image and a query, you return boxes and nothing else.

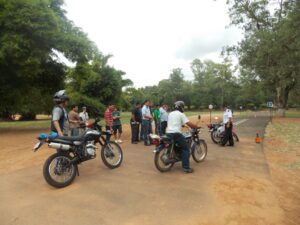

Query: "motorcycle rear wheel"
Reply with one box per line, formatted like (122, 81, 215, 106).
(154, 147, 174, 172)
(43, 152, 77, 188)
(211, 130, 221, 144)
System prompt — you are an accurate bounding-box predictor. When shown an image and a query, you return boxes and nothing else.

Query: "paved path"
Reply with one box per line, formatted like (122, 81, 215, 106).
(0, 115, 285, 225)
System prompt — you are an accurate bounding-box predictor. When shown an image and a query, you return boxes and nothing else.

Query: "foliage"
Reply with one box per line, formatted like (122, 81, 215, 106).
(226, 0, 300, 116)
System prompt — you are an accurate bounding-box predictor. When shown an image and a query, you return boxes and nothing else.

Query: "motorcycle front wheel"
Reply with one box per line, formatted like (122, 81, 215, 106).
(43, 152, 77, 188)
(101, 141, 123, 169)
(192, 140, 207, 163)
(154, 146, 174, 172)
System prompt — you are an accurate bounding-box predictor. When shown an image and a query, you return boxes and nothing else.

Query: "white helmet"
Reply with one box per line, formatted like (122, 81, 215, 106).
(53, 90, 69, 103)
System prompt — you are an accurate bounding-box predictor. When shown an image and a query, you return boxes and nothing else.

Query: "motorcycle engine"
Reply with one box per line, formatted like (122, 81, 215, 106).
(86, 141, 97, 157)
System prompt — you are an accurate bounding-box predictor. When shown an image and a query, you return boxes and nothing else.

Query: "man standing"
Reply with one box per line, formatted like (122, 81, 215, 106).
(142, 100, 152, 146)
(159, 104, 169, 135)
(130, 102, 142, 144)
(112, 107, 123, 143)
(79, 106, 89, 123)
(153, 104, 161, 135)
(68, 105, 81, 136)
(221, 104, 234, 147)
(104, 104, 114, 142)
(51, 90, 69, 136)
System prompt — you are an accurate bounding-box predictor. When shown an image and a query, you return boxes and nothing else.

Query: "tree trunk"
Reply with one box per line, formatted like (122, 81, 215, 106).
(276, 86, 289, 117)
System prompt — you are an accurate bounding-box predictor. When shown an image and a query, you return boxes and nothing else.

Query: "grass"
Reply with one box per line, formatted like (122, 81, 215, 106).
(285, 110, 300, 118)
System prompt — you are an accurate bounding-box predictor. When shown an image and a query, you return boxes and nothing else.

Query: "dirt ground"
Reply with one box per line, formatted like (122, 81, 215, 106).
(0, 113, 298, 225)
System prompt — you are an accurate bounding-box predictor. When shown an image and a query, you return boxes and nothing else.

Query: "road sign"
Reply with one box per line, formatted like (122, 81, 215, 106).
(208, 104, 213, 110)
(267, 101, 273, 108)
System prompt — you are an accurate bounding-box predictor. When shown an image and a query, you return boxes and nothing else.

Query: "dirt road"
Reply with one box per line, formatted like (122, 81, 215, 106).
(0, 114, 285, 225)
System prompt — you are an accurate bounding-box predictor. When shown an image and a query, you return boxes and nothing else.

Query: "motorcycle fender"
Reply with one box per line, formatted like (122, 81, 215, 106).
(153, 144, 165, 153)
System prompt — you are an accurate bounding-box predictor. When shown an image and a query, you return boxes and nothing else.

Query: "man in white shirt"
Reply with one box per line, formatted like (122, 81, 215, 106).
(79, 106, 89, 123)
(166, 101, 201, 173)
(142, 100, 152, 146)
(221, 104, 234, 147)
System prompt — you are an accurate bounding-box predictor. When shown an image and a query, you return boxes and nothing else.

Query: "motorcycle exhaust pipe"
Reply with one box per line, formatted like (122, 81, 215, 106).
(48, 142, 71, 150)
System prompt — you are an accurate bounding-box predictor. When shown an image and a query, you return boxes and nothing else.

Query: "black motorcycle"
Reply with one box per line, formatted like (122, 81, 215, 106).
(33, 118, 123, 188)
(151, 128, 207, 172)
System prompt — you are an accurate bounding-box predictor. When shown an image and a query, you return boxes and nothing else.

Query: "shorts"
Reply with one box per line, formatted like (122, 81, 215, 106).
(113, 125, 122, 134)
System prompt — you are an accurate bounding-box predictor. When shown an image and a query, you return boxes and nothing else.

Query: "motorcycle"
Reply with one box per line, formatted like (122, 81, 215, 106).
(207, 121, 239, 144)
(151, 128, 207, 172)
(33, 118, 123, 188)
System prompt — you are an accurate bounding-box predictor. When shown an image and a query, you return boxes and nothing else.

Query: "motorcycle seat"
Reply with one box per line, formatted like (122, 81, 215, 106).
(52, 132, 86, 143)
(161, 135, 173, 144)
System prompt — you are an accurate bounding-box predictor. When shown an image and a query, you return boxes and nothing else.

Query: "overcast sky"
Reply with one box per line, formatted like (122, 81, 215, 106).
(63, 0, 243, 87)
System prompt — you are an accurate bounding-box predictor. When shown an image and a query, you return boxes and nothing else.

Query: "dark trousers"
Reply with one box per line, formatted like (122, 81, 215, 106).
(142, 120, 151, 145)
(131, 122, 140, 143)
(160, 121, 167, 135)
(154, 119, 160, 135)
(221, 122, 234, 146)
(70, 128, 79, 136)
(167, 133, 190, 169)
(105, 125, 112, 142)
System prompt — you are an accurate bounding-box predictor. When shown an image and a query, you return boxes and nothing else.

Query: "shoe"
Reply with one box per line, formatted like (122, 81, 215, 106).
(182, 168, 194, 173)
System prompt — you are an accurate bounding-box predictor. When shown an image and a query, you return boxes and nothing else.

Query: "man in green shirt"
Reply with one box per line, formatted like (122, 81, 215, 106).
(112, 107, 122, 143)
(153, 104, 161, 135)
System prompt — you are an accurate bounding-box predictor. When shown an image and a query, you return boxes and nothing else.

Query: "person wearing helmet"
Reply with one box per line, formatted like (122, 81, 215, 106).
(166, 101, 201, 173)
(51, 90, 69, 136)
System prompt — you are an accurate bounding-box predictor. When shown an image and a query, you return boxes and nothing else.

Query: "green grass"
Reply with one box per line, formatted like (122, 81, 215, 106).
(285, 110, 300, 118)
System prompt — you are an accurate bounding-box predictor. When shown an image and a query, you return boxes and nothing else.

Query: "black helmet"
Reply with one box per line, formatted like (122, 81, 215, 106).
(174, 101, 185, 112)
(53, 90, 69, 103)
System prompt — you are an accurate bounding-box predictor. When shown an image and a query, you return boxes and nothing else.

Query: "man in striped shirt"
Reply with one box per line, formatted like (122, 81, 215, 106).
(104, 103, 115, 142)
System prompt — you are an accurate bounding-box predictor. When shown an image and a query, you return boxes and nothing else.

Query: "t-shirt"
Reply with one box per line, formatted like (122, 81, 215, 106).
(79, 112, 89, 123)
(52, 106, 68, 135)
(153, 109, 160, 122)
(166, 110, 189, 134)
(142, 105, 151, 120)
(68, 110, 80, 129)
(223, 109, 233, 124)
(131, 107, 142, 123)
(159, 107, 168, 122)
(112, 111, 121, 126)
(104, 109, 113, 127)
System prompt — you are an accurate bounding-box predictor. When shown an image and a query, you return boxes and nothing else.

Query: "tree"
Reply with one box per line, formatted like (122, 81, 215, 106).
(0, 0, 98, 119)
(226, 0, 300, 116)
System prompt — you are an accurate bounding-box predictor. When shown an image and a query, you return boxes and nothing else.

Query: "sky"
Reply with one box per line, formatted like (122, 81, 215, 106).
(63, 0, 243, 87)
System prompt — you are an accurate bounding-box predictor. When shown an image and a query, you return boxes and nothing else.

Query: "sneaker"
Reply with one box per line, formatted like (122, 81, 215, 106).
(118, 139, 123, 143)
(182, 168, 194, 173)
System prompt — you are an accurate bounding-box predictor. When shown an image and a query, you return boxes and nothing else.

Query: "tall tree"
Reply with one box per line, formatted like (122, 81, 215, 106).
(226, 0, 300, 116)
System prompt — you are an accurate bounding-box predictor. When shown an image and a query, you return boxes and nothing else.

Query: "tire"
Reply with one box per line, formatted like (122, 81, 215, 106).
(154, 146, 174, 172)
(192, 140, 207, 163)
(233, 132, 239, 142)
(101, 141, 123, 169)
(211, 130, 221, 144)
(43, 152, 77, 188)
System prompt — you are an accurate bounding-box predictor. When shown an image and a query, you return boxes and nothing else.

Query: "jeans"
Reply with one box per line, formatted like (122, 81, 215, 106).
(142, 120, 151, 145)
(167, 133, 190, 169)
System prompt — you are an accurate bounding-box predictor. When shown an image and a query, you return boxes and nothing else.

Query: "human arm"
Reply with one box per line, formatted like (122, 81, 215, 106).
(53, 121, 64, 136)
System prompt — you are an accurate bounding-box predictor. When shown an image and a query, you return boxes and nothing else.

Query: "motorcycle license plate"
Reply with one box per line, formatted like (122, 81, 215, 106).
(33, 142, 43, 152)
